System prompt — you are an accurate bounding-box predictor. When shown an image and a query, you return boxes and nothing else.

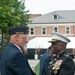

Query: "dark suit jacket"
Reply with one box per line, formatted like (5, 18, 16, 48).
(0, 59, 1, 75)
(39, 52, 52, 75)
(0, 43, 35, 75)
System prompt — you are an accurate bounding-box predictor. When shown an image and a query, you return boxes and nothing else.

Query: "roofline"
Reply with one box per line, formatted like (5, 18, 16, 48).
(29, 22, 75, 24)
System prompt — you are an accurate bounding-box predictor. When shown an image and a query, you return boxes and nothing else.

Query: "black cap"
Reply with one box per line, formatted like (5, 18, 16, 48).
(9, 26, 29, 36)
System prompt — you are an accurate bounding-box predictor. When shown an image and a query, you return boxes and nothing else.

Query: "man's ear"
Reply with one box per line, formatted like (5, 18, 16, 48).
(15, 34, 19, 41)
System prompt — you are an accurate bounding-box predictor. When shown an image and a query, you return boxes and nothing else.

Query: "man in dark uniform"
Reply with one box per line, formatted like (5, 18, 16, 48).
(0, 26, 36, 75)
(39, 47, 52, 75)
(46, 31, 75, 75)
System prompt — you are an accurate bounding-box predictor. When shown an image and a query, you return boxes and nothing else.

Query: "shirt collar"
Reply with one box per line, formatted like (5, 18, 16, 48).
(14, 44, 23, 53)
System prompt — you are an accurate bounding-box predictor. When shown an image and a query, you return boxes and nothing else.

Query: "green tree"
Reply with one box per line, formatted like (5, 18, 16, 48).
(0, 0, 30, 55)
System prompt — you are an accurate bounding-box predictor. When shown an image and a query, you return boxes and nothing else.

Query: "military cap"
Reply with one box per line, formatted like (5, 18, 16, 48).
(9, 26, 29, 36)
(48, 31, 70, 43)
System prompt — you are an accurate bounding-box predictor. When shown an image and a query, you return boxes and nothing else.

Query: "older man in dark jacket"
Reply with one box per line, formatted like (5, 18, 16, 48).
(0, 26, 36, 75)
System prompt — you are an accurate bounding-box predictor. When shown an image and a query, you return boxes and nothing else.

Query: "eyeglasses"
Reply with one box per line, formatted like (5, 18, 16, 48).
(19, 36, 28, 40)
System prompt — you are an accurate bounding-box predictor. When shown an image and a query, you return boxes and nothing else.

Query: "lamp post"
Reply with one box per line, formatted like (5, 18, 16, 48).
(34, 49, 38, 60)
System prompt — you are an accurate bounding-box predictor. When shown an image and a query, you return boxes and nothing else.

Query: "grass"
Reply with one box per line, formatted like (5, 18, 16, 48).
(73, 59, 75, 62)
(35, 61, 40, 75)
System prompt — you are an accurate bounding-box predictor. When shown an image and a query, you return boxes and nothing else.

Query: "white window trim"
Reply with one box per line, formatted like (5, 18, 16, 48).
(29, 27, 35, 35)
(53, 14, 58, 19)
(53, 26, 58, 32)
(65, 26, 70, 35)
(41, 26, 47, 35)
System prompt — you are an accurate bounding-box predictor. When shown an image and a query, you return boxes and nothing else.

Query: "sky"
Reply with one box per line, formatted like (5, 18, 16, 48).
(25, 0, 75, 15)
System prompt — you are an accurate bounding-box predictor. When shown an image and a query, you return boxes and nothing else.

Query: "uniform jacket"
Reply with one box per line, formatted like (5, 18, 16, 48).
(39, 52, 52, 75)
(0, 43, 36, 75)
(46, 50, 75, 75)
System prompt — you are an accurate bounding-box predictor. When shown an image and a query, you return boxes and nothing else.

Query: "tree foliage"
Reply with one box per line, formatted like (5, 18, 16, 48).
(0, 0, 30, 33)
(0, 0, 30, 55)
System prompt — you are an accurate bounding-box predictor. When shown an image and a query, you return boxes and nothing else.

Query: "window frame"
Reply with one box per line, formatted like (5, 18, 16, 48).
(65, 26, 70, 34)
(29, 27, 35, 35)
(53, 26, 58, 32)
(41, 26, 47, 35)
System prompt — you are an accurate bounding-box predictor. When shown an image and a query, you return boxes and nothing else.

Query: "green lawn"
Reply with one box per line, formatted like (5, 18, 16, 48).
(35, 62, 40, 75)
(73, 59, 75, 62)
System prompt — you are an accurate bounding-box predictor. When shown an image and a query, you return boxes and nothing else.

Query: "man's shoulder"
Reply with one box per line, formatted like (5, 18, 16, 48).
(41, 53, 49, 59)
(45, 56, 52, 62)
(43, 52, 50, 56)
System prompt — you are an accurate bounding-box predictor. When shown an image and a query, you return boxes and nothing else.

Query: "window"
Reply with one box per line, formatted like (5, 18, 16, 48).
(54, 15, 58, 19)
(53, 26, 58, 32)
(30, 27, 34, 35)
(42, 27, 46, 35)
(66, 26, 70, 34)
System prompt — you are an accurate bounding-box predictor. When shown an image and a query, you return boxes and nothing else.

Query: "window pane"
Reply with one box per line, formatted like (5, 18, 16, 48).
(42, 27, 46, 34)
(66, 27, 70, 34)
(30, 28, 34, 35)
(54, 27, 58, 32)
(54, 15, 57, 19)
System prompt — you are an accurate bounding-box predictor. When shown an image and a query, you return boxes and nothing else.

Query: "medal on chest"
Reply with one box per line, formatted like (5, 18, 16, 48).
(53, 60, 63, 74)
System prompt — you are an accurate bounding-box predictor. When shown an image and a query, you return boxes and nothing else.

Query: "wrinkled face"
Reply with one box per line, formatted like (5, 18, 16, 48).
(17, 34, 28, 51)
(51, 42, 66, 54)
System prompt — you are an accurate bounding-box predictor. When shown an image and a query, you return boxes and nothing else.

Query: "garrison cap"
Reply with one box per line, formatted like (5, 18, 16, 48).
(9, 26, 29, 36)
(48, 31, 70, 43)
